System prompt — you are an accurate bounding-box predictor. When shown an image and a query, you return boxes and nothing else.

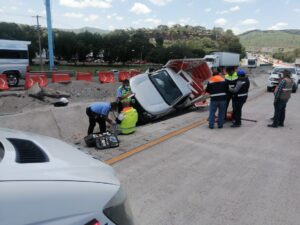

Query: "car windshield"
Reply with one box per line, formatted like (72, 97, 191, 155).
(273, 68, 296, 74)
(150, 70, 183, 105)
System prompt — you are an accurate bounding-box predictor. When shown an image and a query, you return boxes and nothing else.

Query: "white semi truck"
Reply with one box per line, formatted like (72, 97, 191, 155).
(0, 39, 31, 86)
(204, 51, 240, 72)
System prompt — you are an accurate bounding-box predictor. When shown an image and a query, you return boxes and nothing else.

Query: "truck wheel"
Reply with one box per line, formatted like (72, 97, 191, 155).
(267, 86, 273, 92)
(5, 72, 19, 87)
(292, 84, 297, 93)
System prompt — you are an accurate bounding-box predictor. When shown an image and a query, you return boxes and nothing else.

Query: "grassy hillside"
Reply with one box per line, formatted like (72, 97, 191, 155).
(239, 30, 300, 52)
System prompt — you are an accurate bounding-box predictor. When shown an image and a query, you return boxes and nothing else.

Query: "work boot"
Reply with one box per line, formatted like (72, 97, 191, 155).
(278, 123, 284, 127)
(267, 124, 278, 128)
(231, 123, 241, 128)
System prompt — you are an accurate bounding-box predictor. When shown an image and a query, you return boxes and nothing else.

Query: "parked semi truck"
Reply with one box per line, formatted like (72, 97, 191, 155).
(204, 52, 240, 71)
(0, 39, 31, 86)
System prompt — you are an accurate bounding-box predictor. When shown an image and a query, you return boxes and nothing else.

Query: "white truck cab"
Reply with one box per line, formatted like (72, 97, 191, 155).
(130, 59, 211, 123)
(0, 39, 31, 86)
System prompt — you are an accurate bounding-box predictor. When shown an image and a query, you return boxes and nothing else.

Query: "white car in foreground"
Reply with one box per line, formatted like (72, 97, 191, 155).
(267, 66, 298, 92)
(0, 128, 134, 225)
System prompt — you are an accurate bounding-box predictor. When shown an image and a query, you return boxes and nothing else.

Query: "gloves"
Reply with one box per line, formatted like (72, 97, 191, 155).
(118, 113, 125, 121)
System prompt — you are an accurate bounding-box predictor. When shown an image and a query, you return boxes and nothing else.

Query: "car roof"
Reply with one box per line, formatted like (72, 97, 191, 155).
(0, 128, 119, 185)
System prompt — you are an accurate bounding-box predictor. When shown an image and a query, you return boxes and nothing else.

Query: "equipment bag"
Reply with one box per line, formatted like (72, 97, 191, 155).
(84, 134, 96, 147)
(95, 132, 119, 150)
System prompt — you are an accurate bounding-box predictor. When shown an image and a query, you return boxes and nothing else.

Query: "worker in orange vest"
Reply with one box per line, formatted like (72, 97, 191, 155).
(205, 70, 228, 129)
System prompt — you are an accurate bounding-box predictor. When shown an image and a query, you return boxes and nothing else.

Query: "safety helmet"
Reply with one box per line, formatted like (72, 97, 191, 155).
(59, 97, 69, 104)
(237, 69, 246, 77)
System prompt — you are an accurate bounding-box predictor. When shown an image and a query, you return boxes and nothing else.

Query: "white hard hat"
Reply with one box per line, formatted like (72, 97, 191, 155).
(59, 97, 69, 104)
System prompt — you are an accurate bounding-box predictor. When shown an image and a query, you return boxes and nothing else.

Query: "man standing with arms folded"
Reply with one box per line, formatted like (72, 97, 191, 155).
(268, 70, 293, 128)
(206, 70, 228, 129)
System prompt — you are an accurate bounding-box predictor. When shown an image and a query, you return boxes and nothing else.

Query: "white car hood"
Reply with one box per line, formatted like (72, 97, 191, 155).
(0, 128, 119, 185)
(130, 73, 170, 115)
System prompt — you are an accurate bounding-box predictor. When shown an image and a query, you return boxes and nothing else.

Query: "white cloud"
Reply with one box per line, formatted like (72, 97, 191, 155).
(224, 0, 252, 3)
(268, 22, 288, 30)
(294, 8, 300, 12)
(149, 0, 172, 6)
(145, 18, 161, 25)
(10, 6, 17, 10)
(108, 25, 115, 30)
(107, 13, 123, 20)
(84, 14, 99, 21)
(255, 8, 260, 13)
(241, 19, 258, 25)
(204, 8, 211, 12)
(130, 3, 151, 14)
(59, 0, 112, 9)
(214, 18, 227, 26)
(0, 8, 3, 13)
(230, 6, 240, 11)
(64, 12, 84, 18)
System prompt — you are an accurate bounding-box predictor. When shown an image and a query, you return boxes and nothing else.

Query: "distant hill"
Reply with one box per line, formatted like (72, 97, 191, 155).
(239, 29, 300, 52)
(61, 26, 110, 35)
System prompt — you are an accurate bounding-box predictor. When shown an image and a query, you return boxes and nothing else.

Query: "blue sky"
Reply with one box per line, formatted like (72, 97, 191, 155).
(0, 0, 299, 34)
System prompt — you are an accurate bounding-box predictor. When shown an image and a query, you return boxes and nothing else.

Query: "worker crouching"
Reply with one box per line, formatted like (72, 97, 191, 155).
(116, 100, 138, 134)
(206, 71, 228, 129)
(229, 69, 250, 127)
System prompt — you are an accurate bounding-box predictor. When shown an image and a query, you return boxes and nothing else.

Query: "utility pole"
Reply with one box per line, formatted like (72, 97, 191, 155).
(33, 15, 43, 71)
(45, 0, 54, 71)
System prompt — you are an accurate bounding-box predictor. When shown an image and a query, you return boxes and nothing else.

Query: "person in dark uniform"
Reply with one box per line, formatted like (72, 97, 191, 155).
(86, 102, 118, 134)
(206, 70, 228, 129)
(229, 69, 250, 127)
(224, 66, 238, 120)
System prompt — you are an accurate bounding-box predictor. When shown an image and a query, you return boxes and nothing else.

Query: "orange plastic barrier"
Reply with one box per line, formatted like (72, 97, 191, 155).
(52, 72, 71, 83)
(129, 70, 140, 78)
(0, 74, 9, 90)
(118, 71, 131, 82)
(76, 71, 93, 82)
(98, 71, 114, 83)
(25, 73, 48, 89)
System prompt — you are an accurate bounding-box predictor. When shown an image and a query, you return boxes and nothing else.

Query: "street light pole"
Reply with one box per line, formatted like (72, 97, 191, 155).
(33, 15, 43, 71)
(45, 0, 54, 71)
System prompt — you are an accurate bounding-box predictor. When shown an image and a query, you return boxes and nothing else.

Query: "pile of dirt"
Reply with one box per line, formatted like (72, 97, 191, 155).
(0, 80, 121, 115)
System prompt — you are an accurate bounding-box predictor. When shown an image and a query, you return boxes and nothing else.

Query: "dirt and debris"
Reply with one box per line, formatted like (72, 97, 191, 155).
(0, 80, 121, 115)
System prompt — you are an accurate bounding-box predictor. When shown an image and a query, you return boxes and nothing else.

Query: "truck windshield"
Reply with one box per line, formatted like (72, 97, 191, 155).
(150, 70, 183, 105)
(0, 50, 28, 59)
(205, 58, 215, 63)
(248, 59, 256, 65)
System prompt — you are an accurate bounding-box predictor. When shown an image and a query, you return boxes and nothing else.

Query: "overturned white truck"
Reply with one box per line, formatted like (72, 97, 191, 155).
(129, 58, 211, 123)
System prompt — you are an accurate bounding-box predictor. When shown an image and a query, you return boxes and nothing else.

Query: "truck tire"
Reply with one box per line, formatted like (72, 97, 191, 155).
(292, 84, 297, 93)
(5, 72, 19, 87)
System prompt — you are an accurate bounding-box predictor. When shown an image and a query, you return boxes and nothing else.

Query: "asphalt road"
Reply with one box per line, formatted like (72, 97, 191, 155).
(113, 89, 300, 225)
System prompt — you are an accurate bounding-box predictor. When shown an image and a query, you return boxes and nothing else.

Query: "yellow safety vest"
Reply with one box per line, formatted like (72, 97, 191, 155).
(120, 107, 138, 134)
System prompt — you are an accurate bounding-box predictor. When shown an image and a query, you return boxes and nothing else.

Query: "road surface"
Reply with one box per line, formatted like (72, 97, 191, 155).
(113, 89, 300, 225)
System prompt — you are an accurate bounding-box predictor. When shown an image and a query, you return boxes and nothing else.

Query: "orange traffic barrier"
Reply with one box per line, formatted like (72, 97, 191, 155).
(25, 73, 48, 89)
(98, 71, 114, 83)
(129, 70, 140, 78)
(118, 71, 130, 82)
(52, 72, 71, 83)
(76, 71, 93, 82)
(0, 74, 9, 90)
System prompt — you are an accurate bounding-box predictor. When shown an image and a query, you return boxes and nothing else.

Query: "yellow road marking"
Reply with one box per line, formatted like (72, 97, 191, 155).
(105, 118, 207, 165)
